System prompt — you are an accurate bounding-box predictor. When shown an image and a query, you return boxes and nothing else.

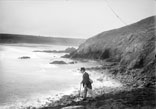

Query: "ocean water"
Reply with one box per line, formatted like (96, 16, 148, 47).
(0, 44, 105, 108)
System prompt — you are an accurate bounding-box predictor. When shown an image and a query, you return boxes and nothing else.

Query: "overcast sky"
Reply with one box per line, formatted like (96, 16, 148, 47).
(0, 0, 155, 39)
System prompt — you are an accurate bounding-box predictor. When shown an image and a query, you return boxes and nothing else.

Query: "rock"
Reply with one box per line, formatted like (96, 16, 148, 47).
(18, 56, 30, 59)
(65, 47, 77, 53)
(61, 105, 84, 109)
(68, 61, 77, 64)
(62, 54, 70, 58)
(68, 62, 74, 64)
(50, 61, 67, 64)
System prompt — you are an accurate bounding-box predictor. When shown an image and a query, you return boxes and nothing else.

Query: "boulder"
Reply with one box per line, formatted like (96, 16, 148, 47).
(68, 61, 77, 64)
(61, 105, 84, 109)
(18, 56, 30, 59)
(50, 61, 67, 64)
(65, 47, 77, 53)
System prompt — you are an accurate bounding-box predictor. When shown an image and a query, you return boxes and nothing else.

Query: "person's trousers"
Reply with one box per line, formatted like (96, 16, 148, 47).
(83, 85, 95, 99)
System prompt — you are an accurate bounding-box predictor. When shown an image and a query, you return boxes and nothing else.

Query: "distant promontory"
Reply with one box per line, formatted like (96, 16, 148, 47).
(0, 34, 85, 46)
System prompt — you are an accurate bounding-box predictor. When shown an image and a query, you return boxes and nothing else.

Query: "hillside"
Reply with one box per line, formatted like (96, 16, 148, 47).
(68, 16, 155, 67)
(70, 16, 155, 60)
(0, 34, 85, 46)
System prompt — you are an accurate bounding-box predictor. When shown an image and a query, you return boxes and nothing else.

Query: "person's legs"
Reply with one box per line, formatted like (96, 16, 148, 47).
(87, 88, 95, 99)
(83, 85, 87, 99)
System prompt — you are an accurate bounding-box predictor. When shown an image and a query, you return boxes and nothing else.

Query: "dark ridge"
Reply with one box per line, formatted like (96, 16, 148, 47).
(0, 33, 85, 46)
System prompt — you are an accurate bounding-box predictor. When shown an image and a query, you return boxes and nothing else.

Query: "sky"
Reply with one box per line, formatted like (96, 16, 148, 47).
(0, 0, 155, 39)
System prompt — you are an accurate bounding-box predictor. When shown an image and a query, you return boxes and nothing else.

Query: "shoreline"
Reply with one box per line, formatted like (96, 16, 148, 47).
(15, 61, 122, 109)
(35, 62, 124, 109)
(44, 86, 156, 109)
(0, 58, 120, 109)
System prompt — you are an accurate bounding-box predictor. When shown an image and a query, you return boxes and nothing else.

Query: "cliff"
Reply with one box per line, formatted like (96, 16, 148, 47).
(69, 16, 155, 67)
(67, 16, 156, 87)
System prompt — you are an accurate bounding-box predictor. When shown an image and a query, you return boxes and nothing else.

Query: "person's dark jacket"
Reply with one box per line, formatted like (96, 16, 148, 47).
(81, 72, 92, 89)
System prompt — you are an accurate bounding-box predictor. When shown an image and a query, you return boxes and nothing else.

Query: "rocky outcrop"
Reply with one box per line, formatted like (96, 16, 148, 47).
(61, 106, 84, 109)
(18, 56, 30, 59)
(65, 47, 77, 53)
(68, 61, 77, 64)
(50, 61, 67, 64)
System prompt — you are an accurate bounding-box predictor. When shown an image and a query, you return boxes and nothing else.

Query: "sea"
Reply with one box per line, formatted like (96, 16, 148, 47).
(0, 43, 108, 109)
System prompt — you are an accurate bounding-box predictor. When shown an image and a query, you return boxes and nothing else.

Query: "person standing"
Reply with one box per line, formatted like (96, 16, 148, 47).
(80, 67, 94, 100)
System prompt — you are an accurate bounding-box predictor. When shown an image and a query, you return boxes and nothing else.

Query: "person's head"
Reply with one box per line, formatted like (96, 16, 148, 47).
(80, 67, 85, 73)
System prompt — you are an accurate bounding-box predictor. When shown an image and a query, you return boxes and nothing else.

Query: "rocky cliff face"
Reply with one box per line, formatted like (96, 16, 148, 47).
(70, 16, 156, 69)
